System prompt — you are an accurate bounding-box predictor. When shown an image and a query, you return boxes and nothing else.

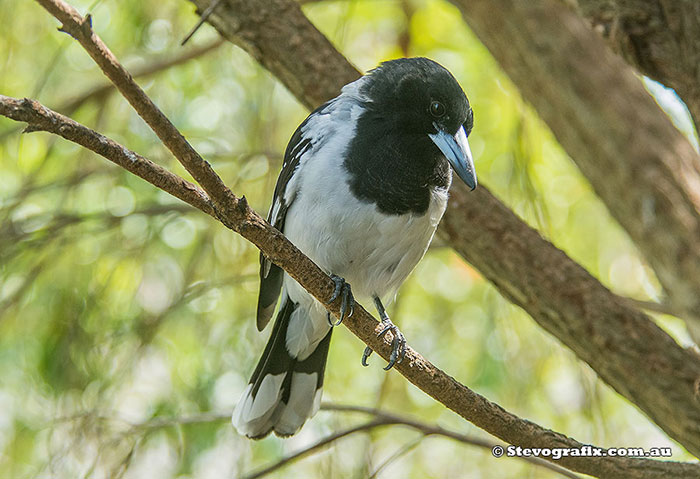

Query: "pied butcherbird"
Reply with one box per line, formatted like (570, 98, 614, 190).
(233, 57, 476, 439)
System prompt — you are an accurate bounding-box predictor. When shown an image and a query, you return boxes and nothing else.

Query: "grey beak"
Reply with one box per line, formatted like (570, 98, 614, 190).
(429, 124, 477, 190)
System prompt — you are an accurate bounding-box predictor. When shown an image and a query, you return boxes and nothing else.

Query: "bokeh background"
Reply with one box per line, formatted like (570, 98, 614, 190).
(0, 0, 697, 477)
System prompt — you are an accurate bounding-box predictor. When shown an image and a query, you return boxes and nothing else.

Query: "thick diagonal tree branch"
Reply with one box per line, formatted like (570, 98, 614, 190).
(1, 1, 693, 477)
(576, 0, 700, 131)
(451, 0, 700, 336)
(35, 0, 237, 209)
(184, 0, 700, 458)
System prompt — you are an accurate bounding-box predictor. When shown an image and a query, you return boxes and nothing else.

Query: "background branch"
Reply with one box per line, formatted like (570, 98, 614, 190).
(321, 404, 583, 479)
(59, 37, 224, 116)
(452, 0, 700, 339)
(0, 96, 214, 216)
(576, 0, 700, 131)
(240, 420, 392, 479)
(57, 405, 584, 479)
(185, 0, 700, 459)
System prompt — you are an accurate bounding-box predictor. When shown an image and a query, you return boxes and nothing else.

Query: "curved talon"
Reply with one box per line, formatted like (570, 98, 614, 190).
(362, 319, 406, 370)
(339, 282, 353, 322)
(326, 275, 354, 327)
(361, 346, 373, 366)
(326, 274, 344, 305)
(327, 311, 342, 327)
(383, 325, 406, 370)
(361, 324, 390, 367)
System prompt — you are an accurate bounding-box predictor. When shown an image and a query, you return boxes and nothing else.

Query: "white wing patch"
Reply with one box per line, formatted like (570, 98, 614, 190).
(269, 198, 283, 229)
(285, 301, 331, 360)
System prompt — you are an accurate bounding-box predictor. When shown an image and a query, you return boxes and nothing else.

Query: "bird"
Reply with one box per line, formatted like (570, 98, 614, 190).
(233, 57, 476, 439)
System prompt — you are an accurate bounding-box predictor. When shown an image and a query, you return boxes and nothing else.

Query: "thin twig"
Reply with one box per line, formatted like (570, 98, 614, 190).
(619, 296, 679, 318)
(181, 0, 223, 45)
(133, 412, 230, 430)
(240, 420, 394, 479)
(322, 404, 583, 479)
(1, 204, 194, 245)
(367, 435, 423, 479)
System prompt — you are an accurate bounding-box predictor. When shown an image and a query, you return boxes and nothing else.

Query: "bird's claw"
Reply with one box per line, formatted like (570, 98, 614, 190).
(326, 274, 354, 327)
(361, 319, 406, 370)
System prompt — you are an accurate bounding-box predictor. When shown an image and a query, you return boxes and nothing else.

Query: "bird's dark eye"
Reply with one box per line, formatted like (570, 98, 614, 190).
(429, 101, 446, 118)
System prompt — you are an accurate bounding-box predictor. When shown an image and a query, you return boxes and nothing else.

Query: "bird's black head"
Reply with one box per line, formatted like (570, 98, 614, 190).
(358, 57, 476, 190)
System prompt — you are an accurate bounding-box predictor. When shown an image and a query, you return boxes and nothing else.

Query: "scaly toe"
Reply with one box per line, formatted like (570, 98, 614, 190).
(361, 319, 405, 369)
(326, 275, 354, 327)
(383, 322, 405, 370)
(325, 274, 345, 305)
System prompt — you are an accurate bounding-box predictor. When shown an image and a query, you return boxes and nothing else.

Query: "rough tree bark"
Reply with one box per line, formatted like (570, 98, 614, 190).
(452, 0, 700, 338)
(184, 0, 700, 457)
(576, 0, 700, 132)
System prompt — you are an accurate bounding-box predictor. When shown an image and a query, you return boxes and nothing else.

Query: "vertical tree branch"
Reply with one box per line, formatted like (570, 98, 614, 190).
(451, 0, 700, 335)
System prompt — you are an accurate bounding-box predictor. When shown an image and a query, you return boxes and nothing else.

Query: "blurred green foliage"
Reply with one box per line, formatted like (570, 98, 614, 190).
(0, 0, 695, 478)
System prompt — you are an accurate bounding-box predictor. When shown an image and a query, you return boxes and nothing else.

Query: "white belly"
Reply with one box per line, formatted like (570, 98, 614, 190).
(283, 163, 448, 303)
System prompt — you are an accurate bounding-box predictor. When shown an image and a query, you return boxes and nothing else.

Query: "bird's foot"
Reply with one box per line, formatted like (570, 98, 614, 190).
(325, 274, 354, 327)
(361, 318, 406, 370)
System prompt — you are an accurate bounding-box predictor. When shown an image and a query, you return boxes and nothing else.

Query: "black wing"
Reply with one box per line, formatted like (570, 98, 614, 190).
(255, 105, 324, 331)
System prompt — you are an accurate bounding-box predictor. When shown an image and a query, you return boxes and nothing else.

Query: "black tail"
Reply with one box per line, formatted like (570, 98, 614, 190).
(232, 297, 332, 438)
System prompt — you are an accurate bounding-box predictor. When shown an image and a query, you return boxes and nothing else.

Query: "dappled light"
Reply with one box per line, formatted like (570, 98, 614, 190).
(1, 0, 698, 478)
